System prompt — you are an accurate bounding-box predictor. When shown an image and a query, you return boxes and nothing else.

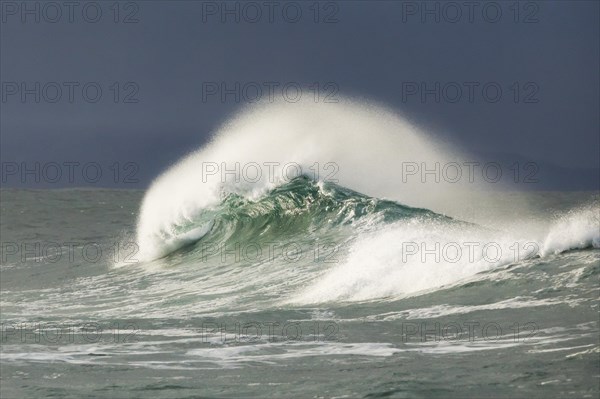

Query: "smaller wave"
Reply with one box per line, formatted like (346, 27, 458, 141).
(291, 205, 600, 304)
(540, 206, 600, 256)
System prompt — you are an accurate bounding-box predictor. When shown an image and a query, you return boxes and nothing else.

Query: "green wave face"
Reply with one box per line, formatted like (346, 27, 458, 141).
(168, 176, 447, 261)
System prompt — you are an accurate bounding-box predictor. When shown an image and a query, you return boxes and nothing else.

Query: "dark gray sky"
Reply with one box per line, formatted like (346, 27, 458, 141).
(1, 0, 599, 188)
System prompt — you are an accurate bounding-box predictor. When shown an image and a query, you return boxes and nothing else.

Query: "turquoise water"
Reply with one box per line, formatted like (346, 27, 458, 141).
(1, 184, 598, 398)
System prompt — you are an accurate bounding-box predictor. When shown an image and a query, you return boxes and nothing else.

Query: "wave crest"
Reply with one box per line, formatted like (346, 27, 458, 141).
(136, 99, 471, 261)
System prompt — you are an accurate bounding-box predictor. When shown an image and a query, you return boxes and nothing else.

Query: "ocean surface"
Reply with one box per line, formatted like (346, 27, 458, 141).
(1, 185, 598, 398)
(1, 101, 599, 398)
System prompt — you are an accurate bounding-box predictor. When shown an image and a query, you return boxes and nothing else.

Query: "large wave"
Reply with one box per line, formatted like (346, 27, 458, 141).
(137, 99, 487, 260)
(134, 98, 599, 303)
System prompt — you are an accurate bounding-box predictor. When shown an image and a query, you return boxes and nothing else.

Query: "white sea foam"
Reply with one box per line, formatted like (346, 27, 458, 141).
(292, 207, 599, 303)
(540, 206, 600, 256)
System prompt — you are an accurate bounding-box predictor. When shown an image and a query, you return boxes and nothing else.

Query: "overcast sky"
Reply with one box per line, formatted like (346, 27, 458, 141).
(1, 1, 598, 187)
